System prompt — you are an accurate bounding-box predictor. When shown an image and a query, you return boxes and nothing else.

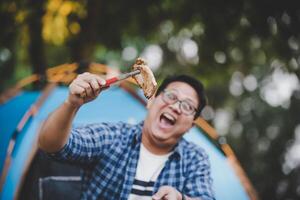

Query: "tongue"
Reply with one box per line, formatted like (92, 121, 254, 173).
(160, 116, 174, 129)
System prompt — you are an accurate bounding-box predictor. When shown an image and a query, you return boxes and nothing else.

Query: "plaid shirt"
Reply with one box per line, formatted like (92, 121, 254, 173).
(51, 121, 215, 200)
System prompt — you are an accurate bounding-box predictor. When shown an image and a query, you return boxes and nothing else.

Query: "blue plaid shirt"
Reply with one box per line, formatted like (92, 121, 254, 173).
(51, 121, 215, 200)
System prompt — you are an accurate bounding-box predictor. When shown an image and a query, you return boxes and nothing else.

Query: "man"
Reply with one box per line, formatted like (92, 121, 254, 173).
(38, 72, 215, 200)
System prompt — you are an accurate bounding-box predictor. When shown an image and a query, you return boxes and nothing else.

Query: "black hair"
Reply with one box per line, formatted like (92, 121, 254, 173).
(155, 74, 207, 119)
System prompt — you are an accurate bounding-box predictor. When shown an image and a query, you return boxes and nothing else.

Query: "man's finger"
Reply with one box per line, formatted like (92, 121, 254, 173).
(79, 73, 105, 86)
(95, 76, 106, 87)
(152, 186, 169, 200)
(69, 84, 85, 95)
(89, 78, 101, 92)
(76, 80, 93, 97)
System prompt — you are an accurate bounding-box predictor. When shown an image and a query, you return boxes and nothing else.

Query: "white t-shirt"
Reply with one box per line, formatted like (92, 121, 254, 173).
(128, 144, 171, 200)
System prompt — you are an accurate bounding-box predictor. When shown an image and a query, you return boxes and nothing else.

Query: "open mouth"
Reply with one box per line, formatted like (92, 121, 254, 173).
(159, 112, 176, 127)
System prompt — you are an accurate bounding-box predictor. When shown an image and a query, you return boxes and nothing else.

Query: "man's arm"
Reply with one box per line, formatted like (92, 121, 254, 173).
(38, 72, 106, 153)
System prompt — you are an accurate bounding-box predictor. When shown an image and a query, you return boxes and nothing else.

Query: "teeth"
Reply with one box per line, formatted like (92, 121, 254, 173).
(162, 113, 176, 123)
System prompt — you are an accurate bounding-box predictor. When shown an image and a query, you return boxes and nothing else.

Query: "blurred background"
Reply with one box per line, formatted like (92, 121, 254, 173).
(0, 0, 300, 199)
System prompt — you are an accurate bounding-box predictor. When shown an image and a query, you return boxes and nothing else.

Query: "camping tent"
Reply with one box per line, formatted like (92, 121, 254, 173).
(0, 63, 257, 200)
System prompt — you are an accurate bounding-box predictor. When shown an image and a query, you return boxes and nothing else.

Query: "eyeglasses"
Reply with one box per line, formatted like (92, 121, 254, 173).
(161, 90, 197, 116)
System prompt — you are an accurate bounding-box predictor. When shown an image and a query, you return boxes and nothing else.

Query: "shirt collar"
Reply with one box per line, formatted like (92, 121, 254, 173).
(169, 139, 184, 160)
(132, 121, 143, 146)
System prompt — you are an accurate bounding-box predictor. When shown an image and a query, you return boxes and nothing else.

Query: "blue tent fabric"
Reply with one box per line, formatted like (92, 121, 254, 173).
(185, 130, 249, 200)
(0, 86, 249, 200)
(0, 91, 40, 174)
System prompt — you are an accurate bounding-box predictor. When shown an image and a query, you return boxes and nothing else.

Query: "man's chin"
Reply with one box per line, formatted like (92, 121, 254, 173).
(152, 132, 171, 142)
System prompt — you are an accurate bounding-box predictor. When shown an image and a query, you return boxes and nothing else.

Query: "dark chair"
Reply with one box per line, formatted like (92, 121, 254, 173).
(19, 150, 82, 200)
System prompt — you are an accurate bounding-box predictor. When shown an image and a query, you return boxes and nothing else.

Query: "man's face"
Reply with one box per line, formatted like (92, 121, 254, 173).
(143, 81, 199, 148)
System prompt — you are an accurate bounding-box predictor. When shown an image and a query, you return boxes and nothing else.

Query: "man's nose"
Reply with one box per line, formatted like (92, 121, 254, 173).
(169, 101, 181, 113)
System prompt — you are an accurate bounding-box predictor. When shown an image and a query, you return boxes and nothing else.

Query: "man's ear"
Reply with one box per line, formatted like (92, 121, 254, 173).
(146, 96, 155, 109)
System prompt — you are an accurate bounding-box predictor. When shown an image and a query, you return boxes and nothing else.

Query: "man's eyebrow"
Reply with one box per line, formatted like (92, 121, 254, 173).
(165, 88, 197, 104)
(181, 94, 198, 107)
(171, 89, 197, 105)
(185, 98, 197, 106)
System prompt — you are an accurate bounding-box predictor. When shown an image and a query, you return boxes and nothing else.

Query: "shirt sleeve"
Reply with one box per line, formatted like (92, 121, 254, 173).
(184, 150, 215, 200)
(49, 122, 126, 165)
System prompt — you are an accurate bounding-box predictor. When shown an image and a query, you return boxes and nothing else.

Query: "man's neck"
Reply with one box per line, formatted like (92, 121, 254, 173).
(141, 133, 174, 155)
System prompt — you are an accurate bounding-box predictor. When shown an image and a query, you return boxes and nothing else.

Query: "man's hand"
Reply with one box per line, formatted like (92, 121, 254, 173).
(152, 186, 182, 200)
(38, 72, 107, 153)
(67, 72, 107, 108)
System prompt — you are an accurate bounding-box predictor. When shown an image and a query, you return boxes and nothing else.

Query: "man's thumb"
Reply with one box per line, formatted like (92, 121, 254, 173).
(152, 187, 168, 200)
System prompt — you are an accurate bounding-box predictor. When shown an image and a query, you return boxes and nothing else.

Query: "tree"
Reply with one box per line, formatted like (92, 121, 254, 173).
(1, 0, 300, 199)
